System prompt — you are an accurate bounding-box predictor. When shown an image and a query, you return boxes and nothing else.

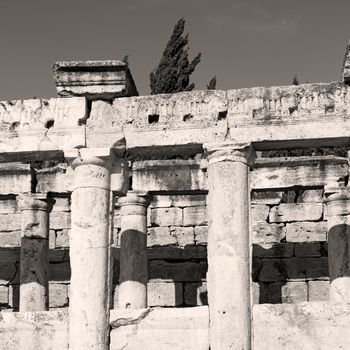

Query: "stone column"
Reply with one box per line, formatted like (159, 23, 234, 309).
(19, 194, 52, 312)
(118, 191, 149, 309)
(204, 142, 255, 350)
(67, 148, 127, 350)
(324, 182, 350, 303)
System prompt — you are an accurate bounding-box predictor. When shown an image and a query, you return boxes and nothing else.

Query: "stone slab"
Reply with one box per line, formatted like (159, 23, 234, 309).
(110, 307, 209, 350)
(286, 221, 327, 242)
(147, 281, 183, 307)
(253, 302, 350, 350)
(269, 203, 323, 223)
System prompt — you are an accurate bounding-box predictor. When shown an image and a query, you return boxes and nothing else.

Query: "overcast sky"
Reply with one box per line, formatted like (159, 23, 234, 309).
(0, 0, 349, 100)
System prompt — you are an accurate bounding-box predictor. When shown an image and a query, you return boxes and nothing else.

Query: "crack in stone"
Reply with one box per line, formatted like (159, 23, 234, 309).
(110, 308, 152, 329)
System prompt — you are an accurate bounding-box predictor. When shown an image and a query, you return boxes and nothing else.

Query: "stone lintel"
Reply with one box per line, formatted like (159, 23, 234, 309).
(204, 142, 255, 166)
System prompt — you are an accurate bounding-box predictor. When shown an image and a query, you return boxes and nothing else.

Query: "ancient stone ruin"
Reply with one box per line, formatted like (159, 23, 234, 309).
(0, 46, 350, 349)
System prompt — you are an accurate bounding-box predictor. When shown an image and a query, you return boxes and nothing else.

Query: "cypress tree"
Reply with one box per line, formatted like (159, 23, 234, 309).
(150, 18, 201, 94)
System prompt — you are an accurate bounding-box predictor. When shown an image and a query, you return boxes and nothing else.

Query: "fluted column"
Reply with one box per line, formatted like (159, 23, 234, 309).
(66, 148, 128, 350)
(324, 182, 350, 303)
(118, 191, 149, 309)
(204, 142, 255, 350)
(19, 194, 52, 312)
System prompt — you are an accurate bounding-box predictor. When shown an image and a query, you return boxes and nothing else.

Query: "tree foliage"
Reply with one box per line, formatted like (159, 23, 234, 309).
(206, 76, 217, 90)
(150, 18, 201, 94)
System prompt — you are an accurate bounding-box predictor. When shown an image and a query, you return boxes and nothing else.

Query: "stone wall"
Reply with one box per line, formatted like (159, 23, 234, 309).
(0, 164, 331, 310)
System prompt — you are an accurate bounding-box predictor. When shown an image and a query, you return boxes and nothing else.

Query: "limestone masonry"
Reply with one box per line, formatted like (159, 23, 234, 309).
(1, 46, 350, 349)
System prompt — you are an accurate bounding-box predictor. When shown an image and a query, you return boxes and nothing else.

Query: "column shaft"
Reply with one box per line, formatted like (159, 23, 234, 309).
(69, 155, 114, 350)
(325, 187, 350, 303)
(205, 143, 254, 350)
(19, 194, 51, 312)
(118, 192, 148, 309)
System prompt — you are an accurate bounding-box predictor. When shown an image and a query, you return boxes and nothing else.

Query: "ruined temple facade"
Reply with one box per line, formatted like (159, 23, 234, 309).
(0, 46, 350, 349)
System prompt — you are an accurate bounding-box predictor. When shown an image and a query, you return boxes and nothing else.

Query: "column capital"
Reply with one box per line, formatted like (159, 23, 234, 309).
(203, 142, 255, 166)
(64, 148, 129, 194)
(118, 191, 149, 216)
(18, 193, 53, 212)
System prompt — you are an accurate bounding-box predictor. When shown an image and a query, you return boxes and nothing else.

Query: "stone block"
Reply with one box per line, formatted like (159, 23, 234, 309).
(269, 203, 323, 223)
(50, 212, 71, 230)
(147, 281, 183, 307)
(252, 222, 286, 244)
(55, 230, 70, 248)
(49, 262, 71, 282)
(296, 189, 323, 203)
(286, 221, 327, 242)
(252, 282, 268, 304)
(0, 231, 20, 247)
(170, 226, 195, 246)
(251, 204, 269, 222)
(268, 281, 308, 303)
(184, 282, 208, 306)
(49, 230, 56, 249)
(183, 206, 207, 226)
(110, 306, 209, 350)
(149, 195, 172, 208)
(51, 197, 70, 212)
(54, 60, 138, 99)
(308, 280, 329, 301)
(150, 194, 206, 208)
(253, 243, 294, 258)
(0, 200, 18, 214)
(147, 246, 207, 261)
(149, 260, 207, 282)
(36, 164, 72, 194)
(150, 207, 182, 227)
(194, 226, 208, 245)
(294, 242, 321, 257)
(0, 249, 19, 263)
(0, 285, 9, 305)
(251, 191, 283, 205)
(147, 227, 176, 247)
(0, 164, 32, 195)
(305, 257, 328, 280)
(49, 283, 68, 308)
(0, 214, 21, 231)
(0, 262, 18, 284)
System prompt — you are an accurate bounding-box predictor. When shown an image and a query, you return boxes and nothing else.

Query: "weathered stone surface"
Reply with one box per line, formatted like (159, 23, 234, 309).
(268, 281, 308, 303)
(49, 283, 68, 308)
(147, 281, 183, 307)
(251, 204, 269, 222)
(110, 307, 209, 350)
(146, 246, 207, 260)
(251, 191, 283, 205)
(194, 226, 208, 245)
(0, 262, 18, 284)
(308, 280, 329, 301)
(53, 60, 138, 99)
(0, 310, 68, 350)
(251, 156, 348, 189)
(150, 194, 206, 208)
(342, 40, 350, 84)
(50, 212, 71, 230)
(286, 221, 327, 242)
(88, 90, 227, 151)
(252, 282, 268, 304)
(297, 189, 323, 203)
(150, 207, 183, 227)
(252, 222, 286, 244)
(269, 203, 323, 223)
(0, 285, 9, 304)
(253, 302, 350, 350)
(184, 282, 207, 306)
(170, 226, 195, 246)
(183, 206, 207, 226)
(149, 260, 207, 282)
(51, 197, 70, 212)
(133, 159, 207, 192)
(0, 214, 21, 231)
(49, 262, 71, 282)
(0, 164, 32, 194)
(147, 227, 176, 246)
(0, 231, 20, 247)
(55, 230, 70, 248)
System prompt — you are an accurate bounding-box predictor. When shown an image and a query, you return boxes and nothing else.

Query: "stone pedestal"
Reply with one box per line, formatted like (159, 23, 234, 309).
(19, 194, 52, 312)
(325, 184, 350, 303)
(204, 142, 255, 350)
(118, 192, 149, 309)
(67, 149, 126, 350)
